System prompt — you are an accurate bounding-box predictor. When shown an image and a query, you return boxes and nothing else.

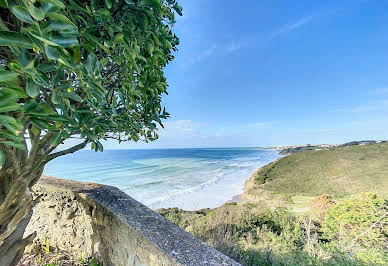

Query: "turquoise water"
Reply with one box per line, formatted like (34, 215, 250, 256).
(44, 148, 280, 210)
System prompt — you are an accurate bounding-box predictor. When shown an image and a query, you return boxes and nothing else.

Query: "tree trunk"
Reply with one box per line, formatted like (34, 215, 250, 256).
(0, 207, 35, 266)
(0, 137, 87, 265)
(0, 166, 43, 266)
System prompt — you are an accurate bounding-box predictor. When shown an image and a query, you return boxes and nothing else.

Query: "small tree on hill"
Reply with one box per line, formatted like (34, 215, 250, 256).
(0, 0, 181, 265)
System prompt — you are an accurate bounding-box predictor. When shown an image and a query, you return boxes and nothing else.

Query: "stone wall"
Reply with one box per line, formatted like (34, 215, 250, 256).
(24, 176, 240, 266)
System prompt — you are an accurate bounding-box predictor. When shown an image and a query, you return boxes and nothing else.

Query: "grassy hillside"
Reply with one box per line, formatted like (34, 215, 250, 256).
(246, 143, 388, 199)
(159, 143, 388, 265)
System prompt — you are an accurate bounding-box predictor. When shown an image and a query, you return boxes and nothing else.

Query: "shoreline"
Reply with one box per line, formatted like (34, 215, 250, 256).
(44, 148, 283, 211)
(224, 153, 283, 207)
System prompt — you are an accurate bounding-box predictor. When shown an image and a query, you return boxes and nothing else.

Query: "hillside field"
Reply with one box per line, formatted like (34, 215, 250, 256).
(159, 143, 388, 265)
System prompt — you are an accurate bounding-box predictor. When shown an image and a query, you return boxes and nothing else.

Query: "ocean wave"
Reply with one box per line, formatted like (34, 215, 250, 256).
(135, 171, 226, 207)
(45, 148, 281, 210)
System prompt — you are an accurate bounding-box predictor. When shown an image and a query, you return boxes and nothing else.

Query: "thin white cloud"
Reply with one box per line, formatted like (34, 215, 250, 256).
(224, 15, 316, 53)
(183, 44, 217, 66)
(270, 15, 314, 38)
(248, 121, 277, 127)
(225, 41, 245, 53)
(295, 128, 337, 135)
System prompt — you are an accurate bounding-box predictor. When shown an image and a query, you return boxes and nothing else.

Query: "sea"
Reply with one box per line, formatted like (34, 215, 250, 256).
(44, 148, 280, 210)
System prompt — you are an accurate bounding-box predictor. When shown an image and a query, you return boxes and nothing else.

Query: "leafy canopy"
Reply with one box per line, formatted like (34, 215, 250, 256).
(0, 0, 181, 165)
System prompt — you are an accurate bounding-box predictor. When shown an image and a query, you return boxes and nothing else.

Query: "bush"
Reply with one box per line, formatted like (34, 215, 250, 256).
(321, 193, 388, 265)
(160, 193, 388, 265)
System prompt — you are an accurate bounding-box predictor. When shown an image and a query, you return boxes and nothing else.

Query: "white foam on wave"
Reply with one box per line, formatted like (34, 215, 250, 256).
(138, 152, 281, 210)
(45, 148, 281, 211)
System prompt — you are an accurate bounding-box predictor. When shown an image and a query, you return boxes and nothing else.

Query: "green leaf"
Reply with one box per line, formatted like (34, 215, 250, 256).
(23, 99, 38, 112)
(0, 70, 18, 82)
(146, 41, 154, 55)
(42, 0, 65, 9)
(0, 92, 18, 106)
(30, 33, 60, 47)
(105, 0, 112, 9)
(0, 115, 22, 134)
(96, 140, 103, 152)
(1, 140, 26, 151)
(19, 49, 34, 68)
(0, 31, 33, 48)
(0, 102, 19, 112)
(2, 86, 26, 98)
(0, 150, 5, 167)
(0, 130, 24, 142)
(73, 46, 80, 63)
(62, 92, 83, 102)
(44, 44, 60, 60)
(0, 0, 8, 8)
(38, 62, 57, 73)
(91, 141, 96, 151)
(31, 118, 51, 129)
(114, 33, 125, 44)
(86, 53, 98, 74)
(8, 62, 23, 72)
(44, 20, 78, 36)
(49, 133, 62, 146)
(50, 35, 78, 48)
(45, 12, 77, 29)
(27, 5, 45, 21)
(51, 93, 61, 104)
(26, 80, 40, 98)
(11, 6, 34, 24)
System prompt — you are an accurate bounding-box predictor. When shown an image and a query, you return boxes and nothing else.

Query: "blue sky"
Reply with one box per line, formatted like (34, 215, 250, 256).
(105, 0, 388, 149)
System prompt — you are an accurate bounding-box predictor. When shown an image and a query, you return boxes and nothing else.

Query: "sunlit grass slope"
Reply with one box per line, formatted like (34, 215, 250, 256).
(246, 143, 388, 198)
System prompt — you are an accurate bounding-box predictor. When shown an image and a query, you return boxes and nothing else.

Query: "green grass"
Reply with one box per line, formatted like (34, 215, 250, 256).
(159, 143, 388, 265)
(249, 143, 388, 198)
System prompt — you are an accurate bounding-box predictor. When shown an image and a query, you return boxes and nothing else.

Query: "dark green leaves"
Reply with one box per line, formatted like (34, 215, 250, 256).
(105, 0, 112, 9)
(0, 115, 22, 135)
(27, 5, 45, 21)
(146, 41, 154, 55)
(50, 35, 78, 48)
(86, 53, 99, 75)
(0, 0, 181, 157)
(26, 80, 40, 97)
(0, 70, 18, 82)
(0, 31, 33, 48)
(0, 92, 20, 112)
(42, 0, 65, 9)
(44, 44, 60, 60)
(11, 6, 34, 23)
(49, 133, 62, 146)
(0, 102, 19, 112)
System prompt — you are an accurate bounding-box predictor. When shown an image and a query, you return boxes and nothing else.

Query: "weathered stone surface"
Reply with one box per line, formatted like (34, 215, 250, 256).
(24, 176, 240, 266)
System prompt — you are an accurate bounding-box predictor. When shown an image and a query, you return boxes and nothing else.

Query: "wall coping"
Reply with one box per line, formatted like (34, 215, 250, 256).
(38, 176, 240, 266)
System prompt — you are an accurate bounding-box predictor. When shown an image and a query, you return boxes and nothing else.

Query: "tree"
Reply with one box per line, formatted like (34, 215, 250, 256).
(0, 0, 181, 265)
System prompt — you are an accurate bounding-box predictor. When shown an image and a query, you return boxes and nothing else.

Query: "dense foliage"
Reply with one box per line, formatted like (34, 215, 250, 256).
(0, 1, 180, 264)
(0, 0, 181, 167)
(321, 193, 388, 265)
(159, 194, 388, 266)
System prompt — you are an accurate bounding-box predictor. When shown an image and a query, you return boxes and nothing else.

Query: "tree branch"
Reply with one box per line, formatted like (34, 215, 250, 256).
(44, 139, 89, 163)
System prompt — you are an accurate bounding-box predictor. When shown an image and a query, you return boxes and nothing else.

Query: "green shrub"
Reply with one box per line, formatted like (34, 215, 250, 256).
(161, 194, 388, 266)
(321, 193, 388, 265)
